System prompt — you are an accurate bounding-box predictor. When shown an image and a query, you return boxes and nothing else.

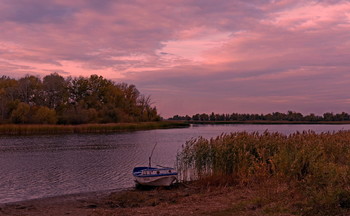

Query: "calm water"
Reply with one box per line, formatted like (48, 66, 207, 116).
(1, 124, 350, 203)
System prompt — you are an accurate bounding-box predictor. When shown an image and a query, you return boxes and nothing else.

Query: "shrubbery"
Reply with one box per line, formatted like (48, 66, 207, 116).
(177, 131, 350, 215)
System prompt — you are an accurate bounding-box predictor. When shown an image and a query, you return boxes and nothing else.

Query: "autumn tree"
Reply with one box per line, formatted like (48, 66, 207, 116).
(0, 74, 160, 124)
(43, 73, 68, 109)
(11, 102, 30, 123)
(32, 106, 57, 124)
(17, 75, 43, 105)
(0, 76, 19, 122)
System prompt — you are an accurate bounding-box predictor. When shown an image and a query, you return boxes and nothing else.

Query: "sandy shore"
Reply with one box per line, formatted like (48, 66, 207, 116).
(0, 185, 211, 216)
(0, 182, 315, 216)
(0, 189, 121, 216)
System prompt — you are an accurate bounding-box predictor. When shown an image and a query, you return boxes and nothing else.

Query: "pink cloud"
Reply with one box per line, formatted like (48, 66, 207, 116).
(1, 0, 350, 117)
(265, 1, 350, 31)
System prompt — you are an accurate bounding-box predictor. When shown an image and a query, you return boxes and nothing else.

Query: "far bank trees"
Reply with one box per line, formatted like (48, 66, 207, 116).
(0, 74, 160, 124)
(170, 111, 350, 122)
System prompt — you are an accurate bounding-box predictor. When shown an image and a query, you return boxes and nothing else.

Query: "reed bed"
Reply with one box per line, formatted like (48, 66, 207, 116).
(176, 131, 350, 215)
(0, 121, 189, 135)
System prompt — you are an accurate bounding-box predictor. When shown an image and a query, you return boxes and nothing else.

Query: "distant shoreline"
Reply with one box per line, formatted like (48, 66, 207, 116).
(0, 121, 190, 136)
(187, 120, 350, 125)
(2, 120, 350, 136)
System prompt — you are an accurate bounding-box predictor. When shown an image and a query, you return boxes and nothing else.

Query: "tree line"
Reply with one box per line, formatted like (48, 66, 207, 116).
(170, 111, 350, 122)
(0, 73, 160, 124)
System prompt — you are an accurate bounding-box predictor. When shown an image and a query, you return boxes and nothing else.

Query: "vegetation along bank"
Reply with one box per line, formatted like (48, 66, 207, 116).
(0, 73, 160, 125)
(176, 130, 350, 215)
(170, 111, 350, 123)
(4, 131, 350, 215)
(0, 121, 189, 135)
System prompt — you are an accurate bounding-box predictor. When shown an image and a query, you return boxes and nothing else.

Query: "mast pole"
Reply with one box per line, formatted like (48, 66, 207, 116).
(148, 142, 157, 168)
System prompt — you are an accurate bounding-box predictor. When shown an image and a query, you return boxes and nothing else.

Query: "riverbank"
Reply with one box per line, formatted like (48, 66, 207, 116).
(188, 120, 350, 124)
(0, 182, 297, 216)
(2, 180, 349, 216)
(0, 121, 189, 135)
(175, 131, 350, 216)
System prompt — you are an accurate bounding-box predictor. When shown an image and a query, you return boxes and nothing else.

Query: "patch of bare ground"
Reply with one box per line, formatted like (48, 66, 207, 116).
(84, 181, 301, 216)
(1, 181, 350, 216)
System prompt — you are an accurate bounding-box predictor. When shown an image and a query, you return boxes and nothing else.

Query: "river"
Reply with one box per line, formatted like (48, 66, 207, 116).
(1, 124, 350, 203)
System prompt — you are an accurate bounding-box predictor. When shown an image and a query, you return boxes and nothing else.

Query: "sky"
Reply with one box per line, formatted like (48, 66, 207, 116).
(1, 0, 350, 118)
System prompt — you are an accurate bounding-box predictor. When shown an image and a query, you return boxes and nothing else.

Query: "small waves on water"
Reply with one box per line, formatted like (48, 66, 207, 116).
(2, 124, 350, 203)
(0, 133, 146, 203)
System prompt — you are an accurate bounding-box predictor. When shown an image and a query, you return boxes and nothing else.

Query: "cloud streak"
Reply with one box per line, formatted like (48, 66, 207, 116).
(1, 0, 350, 117)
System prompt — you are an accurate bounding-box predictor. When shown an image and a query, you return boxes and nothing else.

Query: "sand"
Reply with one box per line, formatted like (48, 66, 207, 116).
(0, 183, 301, 216)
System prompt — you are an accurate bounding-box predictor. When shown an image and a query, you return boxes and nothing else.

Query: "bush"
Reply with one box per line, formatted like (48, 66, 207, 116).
(10, 102, 30, 123)
(33, 106, 57, 124)
(177, 131, 350, 214)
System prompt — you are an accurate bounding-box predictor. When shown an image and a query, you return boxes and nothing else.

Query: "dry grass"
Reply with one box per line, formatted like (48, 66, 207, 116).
(3, 181, 350, 216)
(177, 131, 350, 215)
(0, 121, 189, 135)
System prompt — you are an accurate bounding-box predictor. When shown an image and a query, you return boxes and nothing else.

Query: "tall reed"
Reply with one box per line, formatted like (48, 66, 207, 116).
(177, 131, 350, 214)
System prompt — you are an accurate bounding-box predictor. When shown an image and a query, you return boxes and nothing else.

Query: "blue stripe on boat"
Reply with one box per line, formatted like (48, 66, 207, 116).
(132, 166, 177, 177)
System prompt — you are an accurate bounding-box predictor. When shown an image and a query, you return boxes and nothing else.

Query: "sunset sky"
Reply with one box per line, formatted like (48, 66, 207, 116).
(1, 0, 350, 117)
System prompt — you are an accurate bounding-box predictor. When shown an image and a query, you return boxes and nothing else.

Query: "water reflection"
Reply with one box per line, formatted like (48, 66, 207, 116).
(1, 124, 350, 203)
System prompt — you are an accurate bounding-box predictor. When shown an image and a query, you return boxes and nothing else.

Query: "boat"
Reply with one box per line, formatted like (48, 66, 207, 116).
(132, 166, 178, 186)
(132, 142, 178, 186)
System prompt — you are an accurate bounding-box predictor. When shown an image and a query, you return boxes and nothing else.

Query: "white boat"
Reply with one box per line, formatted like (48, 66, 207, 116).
(132, 166, 178, 186)
(133, 142, 177, 186)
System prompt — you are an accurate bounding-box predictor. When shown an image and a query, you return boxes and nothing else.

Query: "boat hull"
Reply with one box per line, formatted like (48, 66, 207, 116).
(134, 175, 177, 186)
(133, 166, 178, 187)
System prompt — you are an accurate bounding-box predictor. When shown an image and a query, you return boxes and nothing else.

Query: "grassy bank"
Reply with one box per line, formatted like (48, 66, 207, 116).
(177, 131, 350, 215)
(0, 121, 189, 135)
(0, 182, 305, 216)
(189, 120, 350, 124)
